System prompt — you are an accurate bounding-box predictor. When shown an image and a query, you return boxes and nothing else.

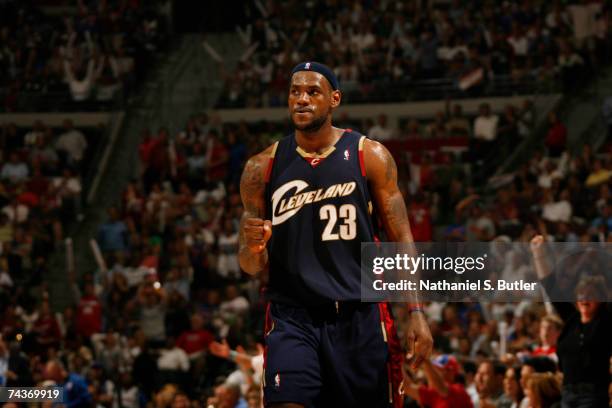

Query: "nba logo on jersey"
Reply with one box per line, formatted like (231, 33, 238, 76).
(344, 149, 350, 160)
(275, 373, 281, 387)
(305, 62, 311, 70)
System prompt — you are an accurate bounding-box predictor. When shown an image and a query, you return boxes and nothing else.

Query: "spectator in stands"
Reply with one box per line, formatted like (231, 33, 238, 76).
(446, 103, 471, 137)
(51, 168, 82, 222)
(143, 128, 171, 192)
(590, 203, 612, 239)
(531, 315, 562, 362)
(208, 340, 264, 397)
(566, 0, 602, 50)
(403, 354, 473, 408)
(219, 285, 249, 323)
(497, 105, 519, 155)
(418, 28, 440, 79)
(134, 282, 167, 344)
(405, 119, 422, 139)
(177, 313, 214, 359)
(525, 372, 562, 408)
(55, 120, 88, 168)
(0, 211, 14, 246)
(2, 198, 29, 225)
(473, 360, 505, 407)
(472, 103, 499, 163)
(1, 153, 29, 184)
(517, 100, 535, 139)
(44, 360, 92, 407)
(205, 130, 229, 184)
(86, 362, 114, 407)
(466, 202, 496, 242)
(30, 136, 59, 173)
(408, 192, 433, 242)
(170, 392, 191, 408)
(32, 301, 61, 353)
(186, 142, 207, 188)
(113, 372, 139, 408)
(63, 53, 105, 102)
(3, 339, 33, 387)
(557, 40, 585, 91)
(369, 114, 394, 141)
(90, 332, 129, 377)
(24, 121, 46, 147)
(584, 159, 611, 187)
(531, 236, 612, 407)
(207, 383, 247, 408)
(227, 130, 247, 186)
(428, 111, 449, 138)
(217, 220, 240, 280)
(74, 282, 102, 339)
(157, 336, 189, 385)
(544, 112, 567, 158)
(97, 207, 129, 253)
(499, 365, 524, 408)
(541, 189, 572, 224)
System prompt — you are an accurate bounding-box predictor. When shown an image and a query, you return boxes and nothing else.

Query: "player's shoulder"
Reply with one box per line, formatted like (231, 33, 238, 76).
(241, 142, 278, 185)
(362, 137, 387, 154)
(249, 142, 278, 163)
(362, 138, 394, 171)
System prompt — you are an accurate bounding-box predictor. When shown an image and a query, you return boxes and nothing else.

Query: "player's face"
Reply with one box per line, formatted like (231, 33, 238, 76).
(289, 71, 340, 133)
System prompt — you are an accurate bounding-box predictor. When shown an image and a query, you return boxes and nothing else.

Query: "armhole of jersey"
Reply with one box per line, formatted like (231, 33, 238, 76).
(264, 141, 279, 183)
(358, 135, 366, 177)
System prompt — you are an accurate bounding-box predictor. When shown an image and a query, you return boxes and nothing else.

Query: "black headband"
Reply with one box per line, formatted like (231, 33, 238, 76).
(290, 61, 340, 91)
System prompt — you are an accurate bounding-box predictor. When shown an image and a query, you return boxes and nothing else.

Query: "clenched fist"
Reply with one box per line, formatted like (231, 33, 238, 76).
(243, 218, 272, 253)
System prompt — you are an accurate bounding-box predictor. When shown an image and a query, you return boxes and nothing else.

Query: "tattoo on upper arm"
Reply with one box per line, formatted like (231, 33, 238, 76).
(382, 193, 410, 239)
(383, 147, 397, 183)
(240, 156, 265, 217)
(367, 140, 410, 240)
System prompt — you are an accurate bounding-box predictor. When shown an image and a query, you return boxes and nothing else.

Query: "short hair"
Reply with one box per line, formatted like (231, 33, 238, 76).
(492, 360, 507, 376)
(480, 359, 506, 376)
(541, 314, 563, 331)
(463, 361, 477, 375)
(225, 383, 241, 397)
(527, 372, 561, 407)
(523, 356, 557, 373)
(46, 359, 66, 371)
(575, 275, 607, 301)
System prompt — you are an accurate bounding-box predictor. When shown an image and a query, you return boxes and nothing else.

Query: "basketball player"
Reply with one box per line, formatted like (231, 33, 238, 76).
(239, 62, 433, 408)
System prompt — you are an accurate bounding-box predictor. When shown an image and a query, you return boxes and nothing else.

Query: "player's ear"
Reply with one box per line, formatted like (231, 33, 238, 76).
(330, 90, 341, 109)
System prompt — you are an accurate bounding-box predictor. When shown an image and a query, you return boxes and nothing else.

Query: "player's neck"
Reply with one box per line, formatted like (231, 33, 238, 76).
(295, 122, 342, 154)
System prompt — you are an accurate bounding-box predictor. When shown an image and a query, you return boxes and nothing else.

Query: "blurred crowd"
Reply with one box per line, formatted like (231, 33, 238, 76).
(0, 118, 95, 293)
(218, 0, 611, 108)
(0, 0, 166, 112)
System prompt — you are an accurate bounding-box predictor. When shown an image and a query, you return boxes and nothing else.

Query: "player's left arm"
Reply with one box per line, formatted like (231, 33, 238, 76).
(364, 138, 433, 369)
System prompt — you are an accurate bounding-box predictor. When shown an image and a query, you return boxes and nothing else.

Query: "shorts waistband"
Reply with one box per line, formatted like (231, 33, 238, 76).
(273, 300, 377, 315)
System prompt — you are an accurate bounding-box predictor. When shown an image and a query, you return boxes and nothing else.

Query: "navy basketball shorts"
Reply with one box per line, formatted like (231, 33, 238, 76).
(262, 301, 403, 408)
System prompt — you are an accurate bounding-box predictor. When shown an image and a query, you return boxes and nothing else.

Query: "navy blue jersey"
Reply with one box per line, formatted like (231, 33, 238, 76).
(264, 129, 376, 306)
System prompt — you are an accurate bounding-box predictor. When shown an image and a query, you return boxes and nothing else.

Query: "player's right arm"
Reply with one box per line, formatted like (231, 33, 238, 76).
(239, 147, 273, 275)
